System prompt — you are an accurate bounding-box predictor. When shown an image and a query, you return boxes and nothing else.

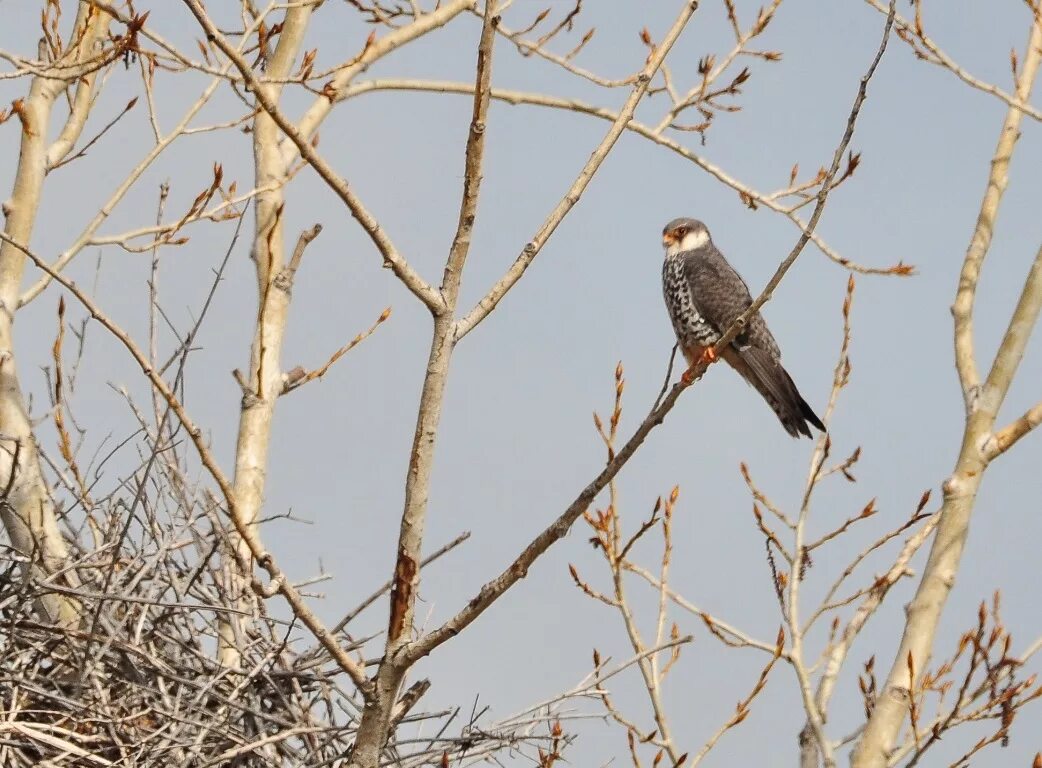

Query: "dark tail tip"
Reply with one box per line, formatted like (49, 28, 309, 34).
(783, 377, 825, 437)
(800, 395, 826, 434)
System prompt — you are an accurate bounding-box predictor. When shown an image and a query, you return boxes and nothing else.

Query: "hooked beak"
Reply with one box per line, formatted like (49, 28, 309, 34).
(662, 232, 675, 248)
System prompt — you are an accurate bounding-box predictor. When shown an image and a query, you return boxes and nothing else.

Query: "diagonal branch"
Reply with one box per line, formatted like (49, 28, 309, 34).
(453, 0, 700, 340)
(441, 3, 498, 306)
(384, 0, 498, 655)
(45, 11, 114, 168)
(181, 0, 444, 312)
(985, 395, 1042, 459)
(814, 513, 939, 723)
(287, 0, 477, 165)
(406, 3, 892, 659)
(725, 1, 894, 345)
(951, 19, 1042, 408)
(0, 1, 116, 628)
(402, 369, 692, 665)
(20, 65, 242, 307)
(0, 231, 372, 695)
(982, 242, 1042, 414)
(863, 0, 1042, 123)
(338, 79, 901, 277)
(852, 14, 1042, 768)
(219, 0, 323, 669)
(344, 6, 500, 765)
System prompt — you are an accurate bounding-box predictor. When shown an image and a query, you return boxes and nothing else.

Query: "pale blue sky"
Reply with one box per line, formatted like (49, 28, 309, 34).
(2, 1, 1041, 765)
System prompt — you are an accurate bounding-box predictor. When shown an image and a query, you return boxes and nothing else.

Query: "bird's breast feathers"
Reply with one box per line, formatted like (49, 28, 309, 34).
(662, 253, 720, 346)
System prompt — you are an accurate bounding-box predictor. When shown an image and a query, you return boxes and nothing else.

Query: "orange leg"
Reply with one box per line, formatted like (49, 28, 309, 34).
(681, 346, 718, 385)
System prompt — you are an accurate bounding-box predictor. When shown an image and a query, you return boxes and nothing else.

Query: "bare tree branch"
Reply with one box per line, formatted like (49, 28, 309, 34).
(951, 20, 1042, 407)
(336, 79, 902, 278)
(864, 0, 1042, 123)
(218, 0, 322, 669)
(985, 393, 1042, 459)
(181, 0, 446, 312)
(983, 242, 1042, 420)
(0, 1, 114, 627)
(385, 0, 499, 655)
(0, 230, 372, 694)
(408, 27, 891, 662)
(852, 12, 1042, 768)
(288, 0, 478, 165)
(453, 0, 701, 340)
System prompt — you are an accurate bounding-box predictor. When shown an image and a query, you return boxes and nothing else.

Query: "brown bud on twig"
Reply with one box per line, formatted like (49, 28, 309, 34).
(835, 150, 861, 184)
(520, 9, 551, 36)
(842, 275, 855, 317)
(297, 48, 318, 80)
(11, 99, 35, 136)
(729, 67, 751, 90)
(738, 190, 758, 210)
(565, 28, 595, 61)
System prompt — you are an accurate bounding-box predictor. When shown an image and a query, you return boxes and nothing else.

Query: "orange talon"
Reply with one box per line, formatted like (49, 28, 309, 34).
(680, 346, 718, 386)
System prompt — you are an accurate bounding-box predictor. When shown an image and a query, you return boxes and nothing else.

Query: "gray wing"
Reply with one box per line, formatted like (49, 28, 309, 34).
(682, 245, 780, 358)
(684, 246, 823, 438)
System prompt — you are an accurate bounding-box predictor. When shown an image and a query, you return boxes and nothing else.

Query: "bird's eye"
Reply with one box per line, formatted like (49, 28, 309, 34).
(676, 227, 688, 237)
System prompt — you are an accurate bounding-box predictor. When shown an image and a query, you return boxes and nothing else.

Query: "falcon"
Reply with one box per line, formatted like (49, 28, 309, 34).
(661, 217, 825, 438)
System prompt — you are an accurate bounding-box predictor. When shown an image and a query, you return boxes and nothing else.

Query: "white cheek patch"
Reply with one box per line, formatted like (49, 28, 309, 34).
(680, 230, 709, 250)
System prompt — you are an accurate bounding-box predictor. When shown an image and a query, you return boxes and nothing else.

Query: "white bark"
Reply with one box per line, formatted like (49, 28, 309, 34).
(0, 4, 112, 627)
(219, 1, 319, 667)
(851, 15, 1042, 767)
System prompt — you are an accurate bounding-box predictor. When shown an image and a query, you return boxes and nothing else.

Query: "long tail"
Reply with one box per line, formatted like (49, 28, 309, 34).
(722, 346, 826, 439)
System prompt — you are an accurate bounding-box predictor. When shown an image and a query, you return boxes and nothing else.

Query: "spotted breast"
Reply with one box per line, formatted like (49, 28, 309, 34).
(662, 253, 721, 351)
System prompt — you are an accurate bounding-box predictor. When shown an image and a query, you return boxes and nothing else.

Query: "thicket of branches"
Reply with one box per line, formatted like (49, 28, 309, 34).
(0, 1, 1040, 766)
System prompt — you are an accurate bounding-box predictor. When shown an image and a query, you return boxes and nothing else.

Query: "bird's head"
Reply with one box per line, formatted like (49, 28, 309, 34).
(662, 218, 710, 257)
